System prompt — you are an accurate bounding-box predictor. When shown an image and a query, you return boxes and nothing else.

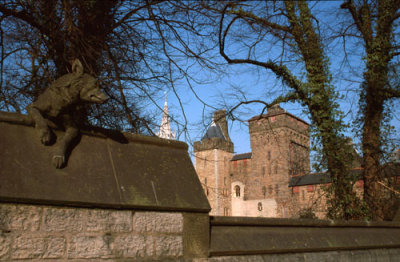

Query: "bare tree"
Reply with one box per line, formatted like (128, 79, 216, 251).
(200, 0, 400, 219)
(0, 0, 219, 134)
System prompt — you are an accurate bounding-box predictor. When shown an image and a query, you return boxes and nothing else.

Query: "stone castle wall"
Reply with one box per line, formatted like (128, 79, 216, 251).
(195, 149, 233, 216)
(195, 107, 314, 218)
(230, 112, 310, 218)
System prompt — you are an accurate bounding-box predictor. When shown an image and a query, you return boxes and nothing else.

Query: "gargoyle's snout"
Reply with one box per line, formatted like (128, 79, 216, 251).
(82, 88, 109, 104)
(92, 91, 109, 104)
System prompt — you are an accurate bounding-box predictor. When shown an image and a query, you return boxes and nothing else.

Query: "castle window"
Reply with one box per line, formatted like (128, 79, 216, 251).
(268, 185, 273, 194)
(262, 166, 265, 176)
(204, 178, 207, 185)
(206, 188, 209, 196)
(224, 207, 229, 216)
(224, 177, 227, 185)
(234, 185, 241, 197)
(267, 151, 271, 160)
(258, 202, 263, 211)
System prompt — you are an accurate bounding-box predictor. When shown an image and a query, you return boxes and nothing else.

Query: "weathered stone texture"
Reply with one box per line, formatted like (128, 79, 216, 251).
(133, 212, 183, 233)
(44, 237, 66, 258)
(86, 209, 132, 232)
(0, 204, 41, 231)
(42, 207, 85, 232)
(1, 203, 185, 261)
(11, 235, 46, 259)
(154, 235, 183, 257)
(0, 234, 10, 260)
(111, 234, 153, 258)
(67, 235, 114, 259)
(11, 235, 65, 259)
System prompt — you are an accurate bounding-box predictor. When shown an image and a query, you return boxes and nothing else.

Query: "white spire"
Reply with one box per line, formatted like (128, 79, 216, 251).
(157, 93, 175, 140)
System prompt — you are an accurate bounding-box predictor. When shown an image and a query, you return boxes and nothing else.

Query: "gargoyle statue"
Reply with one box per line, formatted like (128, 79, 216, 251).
(27, 59, 108, 168)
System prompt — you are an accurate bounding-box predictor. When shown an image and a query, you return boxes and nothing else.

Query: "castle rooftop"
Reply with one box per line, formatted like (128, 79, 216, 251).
(248, 104, 309, 126)
(202, 121, 226, 141)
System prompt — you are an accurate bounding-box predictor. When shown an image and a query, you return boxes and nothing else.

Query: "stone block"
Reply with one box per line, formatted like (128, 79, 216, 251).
(86, 209, 132, 232)
(0, 234, 10, 260)
(11, 235, 65, 260)
(183, 213, 209, 258)
(0, 204, 41, 231)
(68, 235, 113, 259)
(12, 235, 45, 259)
(154, 235, 183, 257)
(42, 207, 85, 232)
(111, 234, 153, 258)
(387, 248, 400, 261)
(209, 255, 264, 262)
(43, 237, 66, 259)
(133, 212, 183, 233)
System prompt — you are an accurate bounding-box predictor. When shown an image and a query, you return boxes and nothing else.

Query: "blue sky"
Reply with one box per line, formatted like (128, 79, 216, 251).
(151, 1, 400, 161)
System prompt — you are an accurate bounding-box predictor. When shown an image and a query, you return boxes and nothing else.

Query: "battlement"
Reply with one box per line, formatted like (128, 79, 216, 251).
(194, 138, 234, 153)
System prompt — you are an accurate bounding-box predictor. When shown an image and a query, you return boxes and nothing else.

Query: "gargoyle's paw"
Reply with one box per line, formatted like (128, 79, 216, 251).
(52, 155, 65, 169)
(40, 129, 51, 145)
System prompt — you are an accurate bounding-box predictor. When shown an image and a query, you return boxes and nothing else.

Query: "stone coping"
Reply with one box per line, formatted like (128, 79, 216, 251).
(209, 216, 400, 256)
(211, 215, 400, 228)
(0, 112, 210, 213)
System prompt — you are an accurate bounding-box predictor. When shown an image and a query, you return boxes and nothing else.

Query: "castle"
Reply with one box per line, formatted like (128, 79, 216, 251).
(194, 105, 329, 218)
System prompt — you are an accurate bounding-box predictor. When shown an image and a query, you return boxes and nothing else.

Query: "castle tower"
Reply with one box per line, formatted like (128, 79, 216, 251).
(157, 94, 175, 140)
(194, 110, 233, 216)
(247, 104, 309, 217)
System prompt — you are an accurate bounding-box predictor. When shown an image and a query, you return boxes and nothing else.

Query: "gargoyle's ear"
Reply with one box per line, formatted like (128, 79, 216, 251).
(72, 59, 84, 76)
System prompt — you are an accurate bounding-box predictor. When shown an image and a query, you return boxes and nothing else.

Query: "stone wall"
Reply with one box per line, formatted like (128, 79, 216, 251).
(195, 149, 233, 216)
(202, 249, 400, 262)
(242, 112, 310, 217)
(0, 203, 208, 261)
(208, 216, 400, 262)
(0, 112, 210, 261)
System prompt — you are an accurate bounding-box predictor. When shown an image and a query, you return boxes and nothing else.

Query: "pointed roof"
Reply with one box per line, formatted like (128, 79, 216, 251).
(202, 120, 226, 140)
(157, 93, 175, 140)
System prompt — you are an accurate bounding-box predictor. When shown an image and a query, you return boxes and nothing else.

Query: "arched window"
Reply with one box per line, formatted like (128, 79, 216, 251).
(262, 186, 266, 197)
(258, 202, 263, 211)
(234, 185, 241, 198)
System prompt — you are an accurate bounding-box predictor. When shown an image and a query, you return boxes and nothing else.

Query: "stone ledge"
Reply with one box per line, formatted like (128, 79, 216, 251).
(210, 216, 400, 256)
(210, 216, 400, 228)
(0, 113, 210, 213)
